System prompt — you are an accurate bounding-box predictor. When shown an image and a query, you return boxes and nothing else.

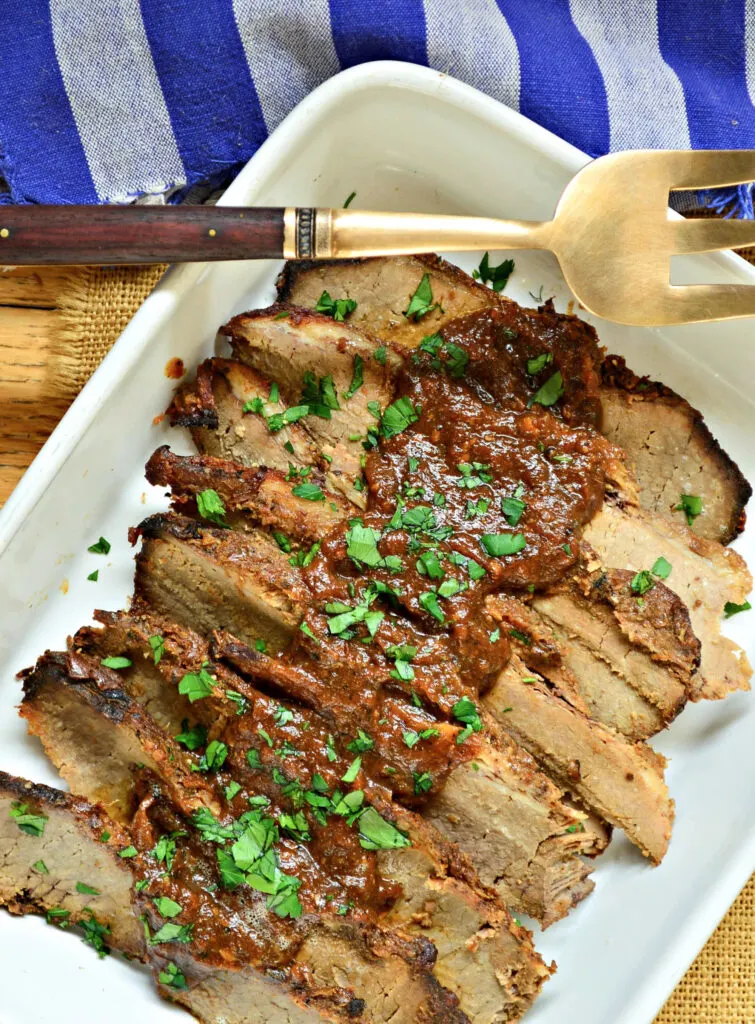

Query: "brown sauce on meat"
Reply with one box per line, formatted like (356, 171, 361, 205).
(142, 303, 616, 965)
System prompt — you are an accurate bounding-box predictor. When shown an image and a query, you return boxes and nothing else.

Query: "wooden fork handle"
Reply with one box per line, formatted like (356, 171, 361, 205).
(0, 205, 286, 265)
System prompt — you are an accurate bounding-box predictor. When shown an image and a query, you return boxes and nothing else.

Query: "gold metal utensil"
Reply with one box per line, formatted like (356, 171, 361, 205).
(285, 151, 755, 327)
(2, 150, 754, 326)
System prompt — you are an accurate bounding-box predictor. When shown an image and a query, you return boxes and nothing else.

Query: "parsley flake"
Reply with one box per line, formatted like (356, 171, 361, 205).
(196, 488, 227, 525)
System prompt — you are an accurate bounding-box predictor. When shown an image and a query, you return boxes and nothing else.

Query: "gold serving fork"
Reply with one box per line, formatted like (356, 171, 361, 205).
(2, 150, 754, 326)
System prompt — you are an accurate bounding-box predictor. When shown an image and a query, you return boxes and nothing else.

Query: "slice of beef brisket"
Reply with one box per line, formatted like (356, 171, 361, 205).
(146, 446, 350, 544)
(169, 356, 319, 470)
(583, 500, 752, 701)
(600, 355, 750, 544)
(483, 654, 674, 863)
(221, 305, 401, 506)
(0, 770, 144, 958)
(276, 254, 497, 349)
(492, 569, 698, 742)
(132, 512, 308, 651)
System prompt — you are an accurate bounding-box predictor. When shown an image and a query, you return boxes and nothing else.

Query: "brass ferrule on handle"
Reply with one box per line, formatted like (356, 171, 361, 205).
(283, 207, 550, 260)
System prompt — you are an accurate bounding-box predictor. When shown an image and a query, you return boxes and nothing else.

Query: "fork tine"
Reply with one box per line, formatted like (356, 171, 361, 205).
(656, 150, 755, 191)
(663, 283, 755, 324)
(671, 217, 755, 255)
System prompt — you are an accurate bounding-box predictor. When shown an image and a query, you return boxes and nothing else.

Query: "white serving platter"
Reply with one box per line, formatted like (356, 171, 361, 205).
(1, 61, 753, 1024)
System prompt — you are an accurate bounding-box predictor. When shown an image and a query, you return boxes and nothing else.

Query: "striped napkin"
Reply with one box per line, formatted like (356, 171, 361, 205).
(1, 1, 753, 214)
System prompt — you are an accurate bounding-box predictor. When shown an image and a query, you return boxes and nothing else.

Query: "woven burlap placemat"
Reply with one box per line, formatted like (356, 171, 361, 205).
(49, 264, 755, 1023)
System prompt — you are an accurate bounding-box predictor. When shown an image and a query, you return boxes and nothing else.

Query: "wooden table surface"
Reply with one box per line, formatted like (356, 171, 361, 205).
(0, 266, 73, 502)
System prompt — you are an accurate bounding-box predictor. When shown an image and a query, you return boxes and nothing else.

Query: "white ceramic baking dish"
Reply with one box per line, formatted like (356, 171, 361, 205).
(1, 62, 753, 1024)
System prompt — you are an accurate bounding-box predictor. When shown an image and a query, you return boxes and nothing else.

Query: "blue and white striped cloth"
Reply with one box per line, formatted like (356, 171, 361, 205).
(2, 1, 755, 214)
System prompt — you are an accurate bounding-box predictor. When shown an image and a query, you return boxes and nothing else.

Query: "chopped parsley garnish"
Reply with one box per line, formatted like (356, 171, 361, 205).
(196, 488, 227, 525)
(418, 590, 445, 623)
(528, 370, 564, 408)
(152, 833, 182, 871)
(357, 807, 411, 850)
(404, 273, 438, 321)
(273, 530, 291, 553)
(243, 396, 265, 415)
(148, 634, 165, 665)
(416, 549, 444, 579)
(258, 727, 274, 748)
(403, 728, 439, 749)
(75, 882, 100, 895)
(325, 735, 338, 762)
(177, 665, 215, 702)
(9, 802, 48, 837)
(510, 628, 531, 645)
(153, 896, 183, 918)
(652, 556, 672, 579)
(456, 462, 493, 488)
(380, 397, 420, 439)
(453, 696, 483, 744)
(489, 628, 501, 643)
(300, 622, 319, 643)
(81, 911, 111, 957)
(274, 706, 295, 727)
(343, 191, 357, 208)
(266, 405, 310, 432)
(192, 807, 235, 843)
(630, 570, 655, 596)
(342, 757, 362, 783)
(501, 493, 526, 527)
(374, 345, 387, 365)
(724, 600, 752, 617)
(300, 370, 341, 418)
(225, 689, 248, 714)
(347, 729, 374, 753)
(289, 540, 322, 568)
(274, 310, 290, 320)
(174, 720, 207, 753)
(33, 860, 49, 873)
(315, 290, 357, 322)
(246, 748, 263, 769)
(100, 655, 132, 669)
(438, 577, 465, 598)
(345, 522, 384, 567)
(194, 740, 228, 773)
(88, 536, 111, 555)
(464, 497, 490, 519)
(386, 643, 417, 682)
(631, 558, 672, 596)
(47, 908, 70, 926)
(480, 533, 527, 557)
(526, 352, 553, 375)
(325, 595, 384, 639)
(675, 493, 703, 525)
(87, 570, 99, 582)
(158, 962, 188, 990)
(344, 355, 364, 399)
(118, 846, 138, 859)
(417, 332, 468, 378)
(269, 382, 279, 404)
(292, 482, 325, 502)
(225, 780, 242, 801)
(413, 771, 433, 795)
(149, 922, 194, 946)
(472, 252, 515, 292)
